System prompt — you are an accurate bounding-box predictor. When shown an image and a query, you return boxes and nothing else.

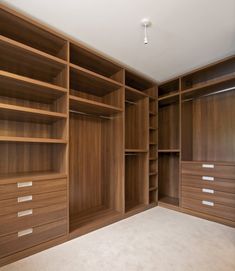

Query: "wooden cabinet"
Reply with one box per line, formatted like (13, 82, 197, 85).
(158, 56, 235, 225)
(0, 4, 158, 266)
(1, 2, 235, 267)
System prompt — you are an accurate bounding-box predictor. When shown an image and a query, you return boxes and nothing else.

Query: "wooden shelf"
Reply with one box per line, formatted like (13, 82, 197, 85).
(125, 201, 146, 213)
(70, 43, 123, 83)
(149, 111, 157, 115)
(0, 35, 67, 66)
(149, 172, 158, 176)
(149, 157, 158, 160)
(1, 36, 67, 88)
(149, 186, 158, 191)
(125, 86, 148, 102)
(70, 64, 122, 97)
(0, 171, 67, 182)
(0, 136, 67, 144)
(159, 196, 179, 207)
(70, 206, 120, 232)
(0, 71, 67, 103)
(125, 149, 148, 153)
(149, 126, 157, 130)
(1, 9, 67, 60)
(125, 70, 154, 91)
(150, 142, 157, 145)
(69, 95, 122, 116)
(181, 73, 235, 100)
(158, 93, 179, 106)
(158, 149, 180, 153)
(158, 79, 179, 99)
(0, 103, 67, 123)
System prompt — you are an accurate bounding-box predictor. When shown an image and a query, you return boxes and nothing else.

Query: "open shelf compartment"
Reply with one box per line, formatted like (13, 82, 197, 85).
(125, 96, 148, 150)
(158, 152, 179, 207)
(125, 70, 155, 95)
(69, 109, 124, 233)
(181, 56, 235, 91)
(70, 43, 123, 83)
(158, 79, 179, 98)
(0, 37, 67, 87)
(125, 153, 148, 212)
(159, 97, 179, 150)
(70, 65, 123, 109)
(182, 88, 235, 163)
(1, 8, 67, 60)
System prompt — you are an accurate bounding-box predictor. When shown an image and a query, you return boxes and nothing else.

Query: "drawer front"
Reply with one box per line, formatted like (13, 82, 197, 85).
(182, 162, 235, 179)
(182, 197, 235, 221)
(182, 174, 235, 194)
(0, 190, 66, 216)
(182, 186, 235, 207)
(0, 178, 67, 201)
(0, 202, 67, 237)
(0, 219, 66, 259)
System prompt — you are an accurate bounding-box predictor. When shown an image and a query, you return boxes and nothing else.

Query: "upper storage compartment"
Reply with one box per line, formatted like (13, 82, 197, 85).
(125, 70, 155, 96)
(158, 79, 179, 99)
(0, 8, 67, 60)
(0, 37, 67, 87)
(181, 56, 235, 91)
(70, 43, 124, 83)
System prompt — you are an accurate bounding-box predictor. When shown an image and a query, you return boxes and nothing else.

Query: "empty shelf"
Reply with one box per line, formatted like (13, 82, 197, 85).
(0, 103, 67, 123)
(0, 71, 67, 103)
(69, 95, 122, 116)
(0, 136, 67, 144)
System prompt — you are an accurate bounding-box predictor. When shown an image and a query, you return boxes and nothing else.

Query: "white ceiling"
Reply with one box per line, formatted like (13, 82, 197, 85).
(2, 0, 235, 82)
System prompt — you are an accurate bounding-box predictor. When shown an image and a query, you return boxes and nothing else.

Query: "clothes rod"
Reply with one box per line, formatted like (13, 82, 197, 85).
(69, 110, 112, 120)
(125, 100, 137, 105)
(182, 85, 235, 102)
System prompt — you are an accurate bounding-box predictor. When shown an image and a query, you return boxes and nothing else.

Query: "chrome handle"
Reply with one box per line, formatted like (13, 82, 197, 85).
(17, 209, 33, 217)
(202, 200, 214, 206)
(18, 228, 33, 237)
(202, 176, 214, 181)
(17, 182, 32, 188)
(18, 195, 32, 203)
(202, 164, 214, 169)
(202, 188, 214, 194)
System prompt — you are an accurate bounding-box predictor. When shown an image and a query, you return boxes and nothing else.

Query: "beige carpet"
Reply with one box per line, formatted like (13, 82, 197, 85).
(1, 207, 235, 271)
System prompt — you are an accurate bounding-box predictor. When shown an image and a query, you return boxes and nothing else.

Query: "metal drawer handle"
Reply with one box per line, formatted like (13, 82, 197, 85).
(18, 195, 33, 203)
(202, 200, 214, 206)
(202, 188, 214, 194)
(17, 209, 33, 217)
(202, 164, 214, 169)
(18, 228, 33, 237)
(202, 176, 214, 181)
(17, 182, 32, 188)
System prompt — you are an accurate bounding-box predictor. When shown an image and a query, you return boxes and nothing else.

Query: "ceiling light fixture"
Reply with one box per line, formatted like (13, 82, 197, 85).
(141, 18, 151, 45)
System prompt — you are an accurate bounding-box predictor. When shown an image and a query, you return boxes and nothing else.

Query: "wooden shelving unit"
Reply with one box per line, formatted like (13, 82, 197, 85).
(158, 55, 235, 216)
(158, 79, 180, 208)
(3, 3, 235, 266)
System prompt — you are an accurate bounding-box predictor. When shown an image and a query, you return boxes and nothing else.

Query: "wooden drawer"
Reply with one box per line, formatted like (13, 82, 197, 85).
(182, 162, 235, 179)
(182, 174, 235, 193)
(0, 190, 66, 216)
(0, 202, 67, 237)
(182, 186, 235, 208)
(182, 197, 235, 221)
(0, 219, 66, 259)
(0, 178, 67, 201)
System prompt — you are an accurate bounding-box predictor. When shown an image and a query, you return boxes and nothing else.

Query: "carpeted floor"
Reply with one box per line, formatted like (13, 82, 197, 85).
(1, 207, 235, 271)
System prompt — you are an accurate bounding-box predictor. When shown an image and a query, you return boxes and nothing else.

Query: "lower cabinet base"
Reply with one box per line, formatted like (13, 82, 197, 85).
(0, 203, 157, 267)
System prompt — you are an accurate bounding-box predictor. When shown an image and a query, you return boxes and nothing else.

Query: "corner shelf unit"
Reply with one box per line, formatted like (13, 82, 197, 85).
(158, 55, 235, 212)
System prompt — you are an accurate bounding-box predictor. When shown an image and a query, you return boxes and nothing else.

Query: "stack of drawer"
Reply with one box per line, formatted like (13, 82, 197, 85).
(0, 175, 67, 259)
(182, 162, 235, 224)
